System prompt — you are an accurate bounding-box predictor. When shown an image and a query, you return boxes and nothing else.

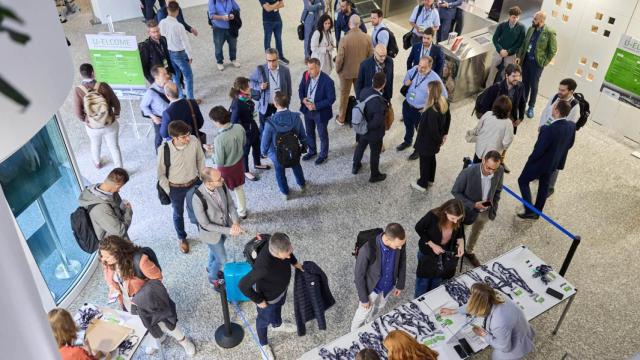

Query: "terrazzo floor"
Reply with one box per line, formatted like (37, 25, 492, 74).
(58, 1, 640, 359)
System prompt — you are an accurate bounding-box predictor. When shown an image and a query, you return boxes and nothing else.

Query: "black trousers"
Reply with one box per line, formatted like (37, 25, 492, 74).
(243, 136, 262, 172)
(353, 138, 383, 177)
(259, 104, 277, 133)
(417, 154, 437, 187)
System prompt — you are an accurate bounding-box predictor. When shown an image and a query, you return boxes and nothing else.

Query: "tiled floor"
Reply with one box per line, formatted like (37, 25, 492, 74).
(60, 1, 640, 359)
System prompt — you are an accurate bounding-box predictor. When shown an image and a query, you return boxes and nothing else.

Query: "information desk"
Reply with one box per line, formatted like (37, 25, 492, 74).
(301, 246, 577, 359)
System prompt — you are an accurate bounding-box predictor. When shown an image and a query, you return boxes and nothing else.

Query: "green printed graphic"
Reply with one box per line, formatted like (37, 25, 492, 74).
(604, 47, 640, 96)
(89, 49, 146, 87)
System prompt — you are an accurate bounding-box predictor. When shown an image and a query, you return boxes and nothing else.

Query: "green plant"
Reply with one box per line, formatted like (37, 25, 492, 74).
(0, 4, 31, 108)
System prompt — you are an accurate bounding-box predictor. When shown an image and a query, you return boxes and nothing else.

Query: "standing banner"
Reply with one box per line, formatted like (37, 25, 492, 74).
(600, 35, 640, 110)
(85, 34, 146, 90)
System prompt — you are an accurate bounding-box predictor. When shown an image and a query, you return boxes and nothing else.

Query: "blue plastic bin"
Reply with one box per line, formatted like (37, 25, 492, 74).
(224, 262, 251, 302)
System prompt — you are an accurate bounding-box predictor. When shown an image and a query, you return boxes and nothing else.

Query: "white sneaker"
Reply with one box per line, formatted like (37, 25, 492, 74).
(232, 60, 241, 68)
(281, 193, 289, 201)
(145, 346, 158, 355)
(411, 181, 427, 193)
(144, 334, 166, 354)
(179, 337, 196, 357)
(217, 63, 225, 71)
(261, 344, 276, 360)
(271, 321, 297, 333)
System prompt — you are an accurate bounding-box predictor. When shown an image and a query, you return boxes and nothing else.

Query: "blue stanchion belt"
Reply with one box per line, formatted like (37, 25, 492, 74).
(232, 302, 270, 360)
(502, 185, 578, 241)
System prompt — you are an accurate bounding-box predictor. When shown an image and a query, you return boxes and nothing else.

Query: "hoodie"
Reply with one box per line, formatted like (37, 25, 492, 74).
(260, 109, 310, 165)
(77, 184, 133, 241)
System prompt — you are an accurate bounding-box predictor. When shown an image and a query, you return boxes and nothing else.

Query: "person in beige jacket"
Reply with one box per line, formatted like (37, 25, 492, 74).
(335, 15, 373, 125)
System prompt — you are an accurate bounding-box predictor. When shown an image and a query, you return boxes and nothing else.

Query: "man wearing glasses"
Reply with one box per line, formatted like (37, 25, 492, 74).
(250, 48, 292, 132)
(451, 150, 504, 267)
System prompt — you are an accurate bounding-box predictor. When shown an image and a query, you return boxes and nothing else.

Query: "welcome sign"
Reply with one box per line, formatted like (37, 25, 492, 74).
(601, 34, 640, 109)
(85, 33, 146, 89)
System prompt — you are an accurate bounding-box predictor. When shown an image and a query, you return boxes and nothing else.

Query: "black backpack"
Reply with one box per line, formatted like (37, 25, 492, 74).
(553, 93, 590, 130)
(267, 119, 303, 168)
(352, 228, 383, 258)
(70, 204, 100, 253)
(133, 247, 162, 280)
(243, 233, 271, 266)
(473, 86, 492, 119)
(345, 95, 357, 126)
(376, 28, 399, 58)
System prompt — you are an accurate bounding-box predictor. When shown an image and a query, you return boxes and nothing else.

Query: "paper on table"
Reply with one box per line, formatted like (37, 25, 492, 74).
(85, 319, 133, 354)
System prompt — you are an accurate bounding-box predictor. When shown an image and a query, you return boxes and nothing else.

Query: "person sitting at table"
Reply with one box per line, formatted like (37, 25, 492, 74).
(440, 282, 535, 360)
(383, 329, 438, 360)
(48, 308, 101, 360)
(98, 235, 195, 356)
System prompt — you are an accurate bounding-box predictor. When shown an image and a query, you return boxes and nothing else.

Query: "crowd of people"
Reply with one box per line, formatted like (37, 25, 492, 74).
(61, 1, 581, 359)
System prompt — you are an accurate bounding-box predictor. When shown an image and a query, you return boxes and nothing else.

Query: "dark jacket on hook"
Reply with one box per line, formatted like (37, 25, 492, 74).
(293, 261, 335, 336)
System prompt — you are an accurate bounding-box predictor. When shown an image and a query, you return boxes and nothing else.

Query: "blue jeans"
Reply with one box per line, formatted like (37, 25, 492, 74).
(415, 251, 442, 298)
(212, 27, 237, 65)
(256, 292, 286, 346)
(263, 20, 284, 57)
(402, 100, 421, 145)
(169, 50, 194, 99)
(522, 56, 544, 108)
(207, 235, 227, 282)
(169, 182, 199, 240)
(272, 160, 305, 195)
(304, 112, 329, 158)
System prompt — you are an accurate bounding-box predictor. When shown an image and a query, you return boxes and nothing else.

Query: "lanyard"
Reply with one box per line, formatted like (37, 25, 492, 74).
(269, 69, 280, 89)
(422, 8, 430, 23)
(308, 78, 319, 97)
(218, 0, 231, 15)
(411, 71, 428, 91)
(375, 61, 384, 73)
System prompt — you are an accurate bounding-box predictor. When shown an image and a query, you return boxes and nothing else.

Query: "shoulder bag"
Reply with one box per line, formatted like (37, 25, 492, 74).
(185, 99, 207, 145)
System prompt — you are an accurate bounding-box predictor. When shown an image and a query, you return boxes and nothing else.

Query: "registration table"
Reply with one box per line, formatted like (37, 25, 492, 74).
(301, 246, 577, 359)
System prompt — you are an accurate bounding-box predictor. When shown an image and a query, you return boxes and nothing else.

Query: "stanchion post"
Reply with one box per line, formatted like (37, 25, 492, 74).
(215, 280, 244, 348)
(558, 236, 581, 277)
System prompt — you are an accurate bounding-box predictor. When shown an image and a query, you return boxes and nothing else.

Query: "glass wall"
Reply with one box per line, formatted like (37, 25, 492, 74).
(0, 116, 91, 303)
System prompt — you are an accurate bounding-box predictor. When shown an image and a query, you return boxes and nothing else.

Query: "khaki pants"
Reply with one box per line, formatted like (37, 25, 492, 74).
(351, 291, 389, 331)
(467, 211, 491, 254)
(485, 52, 517, 88)
(339, 76, 356, 123)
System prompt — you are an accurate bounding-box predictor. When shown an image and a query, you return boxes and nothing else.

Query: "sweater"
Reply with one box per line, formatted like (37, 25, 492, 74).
(59, 346, 97, 360)
(212, 123, 246, 167)
(103, 254, 162, 307)
(132, 279, 178, 338)
(239, 247, 298, 303)
(230, 97, 260, 142)
(492, 21, 526, 56)
(472, 111, 514, 158)
(157, 136, 205, 194)
(294, 261, 335, 336)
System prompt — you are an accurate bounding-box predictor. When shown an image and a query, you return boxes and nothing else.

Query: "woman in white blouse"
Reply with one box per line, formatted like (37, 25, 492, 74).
(310, 13, 336, 74)
(468, 95, 514, 163)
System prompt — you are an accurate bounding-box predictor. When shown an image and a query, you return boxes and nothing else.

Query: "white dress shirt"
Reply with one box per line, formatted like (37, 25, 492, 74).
(159, 16, 192, 59)
(480, 167, 494, 201)
(539, 95, 580, 127)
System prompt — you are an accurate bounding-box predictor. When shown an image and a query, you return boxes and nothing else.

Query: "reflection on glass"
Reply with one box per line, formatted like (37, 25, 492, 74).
(0, 117, 91, 303)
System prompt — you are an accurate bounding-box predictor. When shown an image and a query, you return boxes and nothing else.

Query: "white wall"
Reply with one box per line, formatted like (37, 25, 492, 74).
(90, 0, 209, 24)
(539, 0, 640, 142)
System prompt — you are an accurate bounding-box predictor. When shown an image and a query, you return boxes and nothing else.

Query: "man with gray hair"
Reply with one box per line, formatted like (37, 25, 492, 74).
(160, 81, 204, 141)
(335, 14, 373, 125)
(239, 232, 303, 359)
(250, 48, 293, 132)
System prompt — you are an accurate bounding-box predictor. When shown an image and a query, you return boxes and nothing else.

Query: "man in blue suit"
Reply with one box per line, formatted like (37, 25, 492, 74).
(436, 0, 462, 42)
(299, 58, 337, 165)
(406, 28, 445, 78)
(517, 101, 575, 220)
(355, 44, 394, 102)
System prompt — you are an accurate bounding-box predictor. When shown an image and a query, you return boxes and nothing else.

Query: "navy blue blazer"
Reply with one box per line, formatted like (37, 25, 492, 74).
(521, 119, 575, 177)
(298, 71, 336, 122)
(355, 57, 394, 101)
(335, 9, 367, 44)
(406, 43, 445, 78)
(160, 99, 204, 139)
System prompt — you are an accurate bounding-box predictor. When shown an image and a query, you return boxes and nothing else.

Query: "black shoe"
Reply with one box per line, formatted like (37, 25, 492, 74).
(517, 212, 539, 220)
(547, 188, 554, 198)
(369, 173, 387, 183)
(396, 143, 410, 151)
(280, 57, 290, 65)
(465, 253, 481, 268)
(315, 156, 327, 165)
(408, 151, 419, 160)
(302, 152, 317, 161)
(352, 164, 361, 174)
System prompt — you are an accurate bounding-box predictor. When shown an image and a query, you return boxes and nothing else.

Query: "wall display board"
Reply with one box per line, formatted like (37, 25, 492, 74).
(601, 34, 640, 109)
(85, 34, 146, 90)
(301, 246, 577, 360)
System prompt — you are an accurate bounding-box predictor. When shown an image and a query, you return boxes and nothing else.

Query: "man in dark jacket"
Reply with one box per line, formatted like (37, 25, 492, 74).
(355, 44, 394, 102)
(239, 233, 303, 360)
(451, 150, 504, 267)
(351, 223, 406, 331)
(335, 0, 367, 45)
(406, 27, 444, 77)
(485, 6, 525, 87)
(160, 82, 204, 140)
(294, 261, 335, 336)
(517, 101, 575, 220)
(139, 20, 175, 84)
(352, 72, 388, 183)
(477, 63, 525, 126)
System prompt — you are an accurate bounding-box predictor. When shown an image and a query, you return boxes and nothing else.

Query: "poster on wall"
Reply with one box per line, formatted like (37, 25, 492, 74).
(85, 34, 146, 90)
(600, 34, 640, 109)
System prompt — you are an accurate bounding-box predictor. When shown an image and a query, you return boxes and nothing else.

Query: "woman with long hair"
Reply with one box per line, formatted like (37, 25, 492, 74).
(414, 199, 465, 297)
(440, 283, 535, 359)
(99, 236, 195, 356)
(302, 0, 326, 58)
(229, 76, 270, 181)
(410, 81, 451, 192)
(383, 330, 439, 360)
(48, 308, 100, 360)
(310, 14, 336, 74)
(469, 95, 514, 163)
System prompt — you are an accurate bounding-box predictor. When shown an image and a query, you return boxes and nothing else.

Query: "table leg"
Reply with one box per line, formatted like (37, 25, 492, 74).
(552, 293, 576, 335)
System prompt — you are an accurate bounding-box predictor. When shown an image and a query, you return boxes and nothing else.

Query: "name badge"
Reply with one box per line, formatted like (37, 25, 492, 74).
(409, 92, 416, 101)
(163, 59, 168, 68)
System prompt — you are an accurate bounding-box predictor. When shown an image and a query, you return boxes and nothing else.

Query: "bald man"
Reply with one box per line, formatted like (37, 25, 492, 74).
(356, 43, 395, 102)
(335, 15, 373, 125)
(516, 11, 557, 119)
(160, 81, 205, 140)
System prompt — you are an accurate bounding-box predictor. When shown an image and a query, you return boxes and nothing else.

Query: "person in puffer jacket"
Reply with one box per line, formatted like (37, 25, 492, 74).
(293, 261, 336, 336)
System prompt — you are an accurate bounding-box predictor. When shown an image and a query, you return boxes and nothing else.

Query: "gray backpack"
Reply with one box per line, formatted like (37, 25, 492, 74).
(351, 94, 380, 135)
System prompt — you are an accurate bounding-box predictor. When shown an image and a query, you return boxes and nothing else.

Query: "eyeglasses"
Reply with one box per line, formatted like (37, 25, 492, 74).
(266, 58, 279, 62)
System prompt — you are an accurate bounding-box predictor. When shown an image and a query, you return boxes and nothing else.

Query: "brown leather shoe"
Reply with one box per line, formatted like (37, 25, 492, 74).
(465, 253, 481, 267)
(179, 240, 190, 254)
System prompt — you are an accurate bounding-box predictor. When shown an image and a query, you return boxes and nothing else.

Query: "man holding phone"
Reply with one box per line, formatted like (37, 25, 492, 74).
(451, 150, 504, 267)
